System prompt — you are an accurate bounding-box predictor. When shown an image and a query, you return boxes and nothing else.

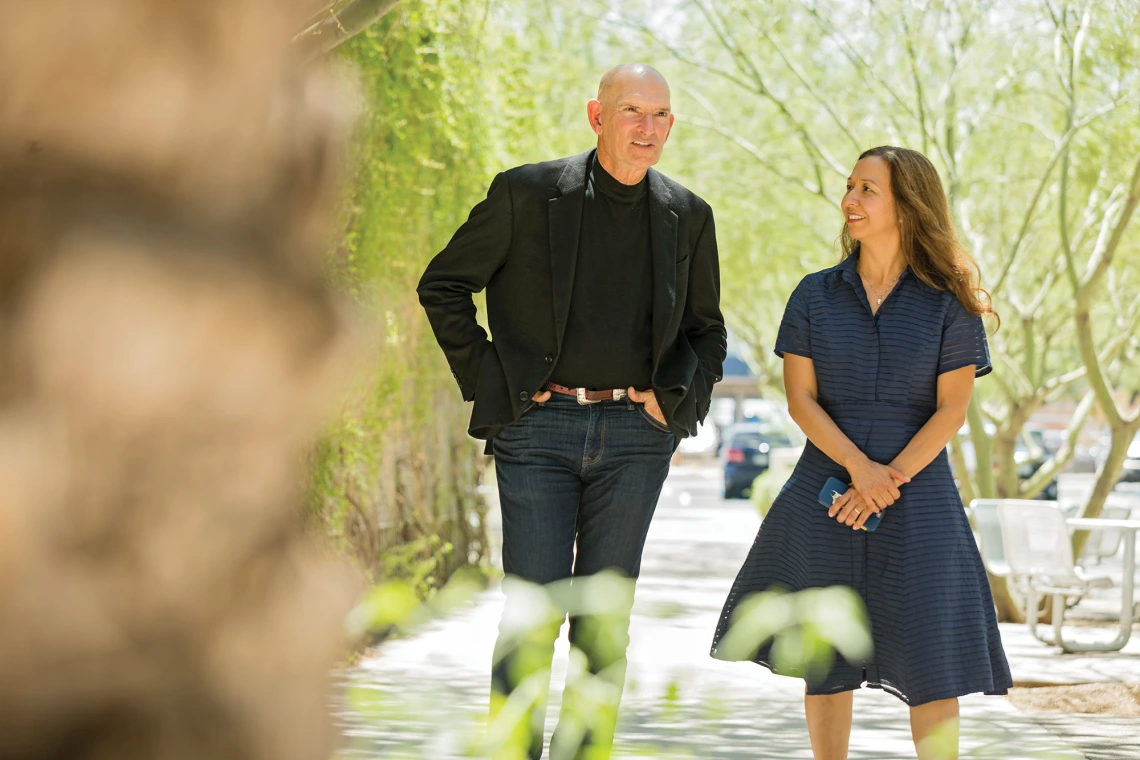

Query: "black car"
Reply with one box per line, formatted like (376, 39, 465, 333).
(720, 423, 798, 499)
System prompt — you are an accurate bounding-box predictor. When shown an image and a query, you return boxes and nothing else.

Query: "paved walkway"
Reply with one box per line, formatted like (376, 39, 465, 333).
(336, 465, 1138, 759)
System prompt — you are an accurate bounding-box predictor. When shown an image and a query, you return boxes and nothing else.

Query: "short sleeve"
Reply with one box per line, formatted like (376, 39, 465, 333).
(939, 294, 991, 377)
(774, 278, 812, 359)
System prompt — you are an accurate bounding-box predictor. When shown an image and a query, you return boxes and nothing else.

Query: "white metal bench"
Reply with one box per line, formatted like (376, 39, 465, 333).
(995, 500, 1116, 652)
(1080, 503, 1132, 565)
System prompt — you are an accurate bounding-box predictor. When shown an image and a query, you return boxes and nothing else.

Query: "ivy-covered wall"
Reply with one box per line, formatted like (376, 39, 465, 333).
(307, 1, 495, 594)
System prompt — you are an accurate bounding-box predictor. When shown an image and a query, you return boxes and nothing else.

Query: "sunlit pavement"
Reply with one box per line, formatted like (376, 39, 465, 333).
(336, 463, 1128, 759)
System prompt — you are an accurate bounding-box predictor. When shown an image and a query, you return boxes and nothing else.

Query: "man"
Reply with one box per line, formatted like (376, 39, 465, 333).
(418, 63, 726, 759)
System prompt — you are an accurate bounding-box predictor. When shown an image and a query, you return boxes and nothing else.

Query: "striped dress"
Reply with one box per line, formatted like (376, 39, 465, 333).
(711, 252, 1012, 706)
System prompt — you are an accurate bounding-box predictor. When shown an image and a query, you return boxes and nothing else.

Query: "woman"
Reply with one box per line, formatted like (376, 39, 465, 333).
(711, 146, 1012, 760)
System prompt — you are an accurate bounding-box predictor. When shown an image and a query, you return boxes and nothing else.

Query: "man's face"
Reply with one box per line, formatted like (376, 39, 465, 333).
(588, 73, 674, 180)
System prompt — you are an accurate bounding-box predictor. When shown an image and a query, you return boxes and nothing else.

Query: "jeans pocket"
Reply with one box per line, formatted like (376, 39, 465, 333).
(636, 404, 672, 434)
(497, 401, 538, 437)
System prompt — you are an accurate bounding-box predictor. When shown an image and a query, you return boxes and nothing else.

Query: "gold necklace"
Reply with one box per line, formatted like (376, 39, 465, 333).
(862, 272, 901, 305)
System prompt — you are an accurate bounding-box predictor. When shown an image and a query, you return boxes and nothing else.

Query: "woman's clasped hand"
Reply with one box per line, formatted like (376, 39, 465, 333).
(828, 458, 911, 530)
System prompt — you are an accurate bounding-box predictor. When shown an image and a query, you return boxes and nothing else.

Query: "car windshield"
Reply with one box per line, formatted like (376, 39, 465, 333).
(731, 430, 794, 450)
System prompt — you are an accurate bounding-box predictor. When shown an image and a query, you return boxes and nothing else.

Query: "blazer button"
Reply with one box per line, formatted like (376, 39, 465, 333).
(544, 354, 554, 364)
(519, 391, 529, 402)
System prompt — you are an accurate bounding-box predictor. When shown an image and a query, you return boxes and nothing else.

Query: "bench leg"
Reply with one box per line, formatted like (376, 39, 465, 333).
(1025, 585, 1057, 647)
(1058, 535, 1135, 653)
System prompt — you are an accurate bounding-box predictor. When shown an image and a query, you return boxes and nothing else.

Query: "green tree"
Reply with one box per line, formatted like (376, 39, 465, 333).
(307, 0, 496, 591)
(306, 0, 640, 593)
(627, 0, 1140, 619)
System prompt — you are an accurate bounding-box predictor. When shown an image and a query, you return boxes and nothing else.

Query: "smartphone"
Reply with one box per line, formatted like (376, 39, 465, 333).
(817, 476, 882, 532)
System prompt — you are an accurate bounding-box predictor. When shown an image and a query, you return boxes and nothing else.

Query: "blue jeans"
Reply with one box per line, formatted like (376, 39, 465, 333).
(490, 394, 674, 759)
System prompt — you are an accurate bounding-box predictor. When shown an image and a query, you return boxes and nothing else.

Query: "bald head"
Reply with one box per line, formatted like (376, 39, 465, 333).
(587, 63, 674, 184)
(597, 63, 670, 103)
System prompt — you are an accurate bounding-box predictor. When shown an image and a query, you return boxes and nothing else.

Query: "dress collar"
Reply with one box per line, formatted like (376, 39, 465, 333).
(831, 249, 912, 288)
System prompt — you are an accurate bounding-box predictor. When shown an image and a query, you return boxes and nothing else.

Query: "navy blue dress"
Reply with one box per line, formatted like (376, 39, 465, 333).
(711, 252, 1012, 706)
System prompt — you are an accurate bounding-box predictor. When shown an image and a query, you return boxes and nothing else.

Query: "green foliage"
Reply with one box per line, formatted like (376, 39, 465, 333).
(748, 468, 786, 518)
(311, 0, 1140, 621)
(340, 575, 873, 758)
(329, 2, 490, 292)
(307, 0, 496, 588)
(614, 0, 1140, 515)
(478, 1, 615, 167)
(618, 0, 1140, 618)
(346, 566, 485, 641)
(382, 535, 454, 598)
(714, 586, 872, 682)
(347, 579, 421, 639)
(465, 0, 1140, 618)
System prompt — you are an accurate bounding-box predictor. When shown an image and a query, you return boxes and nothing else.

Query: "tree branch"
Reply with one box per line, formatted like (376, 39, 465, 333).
(991, 93, 1132, 297)
(949, 434, 977, 506)
(1025, 262, 1060, 314)
(693, 0, 848, 181)
(1041, 365, 1087, 400)
(1067, 152, 1140, 428)
(900, 10, 930, 156)
(800, 3, 934, 148)
(1081, 154, 1140, 291)
(293, 0, 403, 62)
(297, 2, 341, 38)
(1021, 390, 1094, 497)
(630, 17, 761, 96)
(684, 116, 834, 202)
(991, 339, 1037, 397)
(988, 362, 1020, 404)
(752, 18, 863, 155)
(992, 131, 1075, 298)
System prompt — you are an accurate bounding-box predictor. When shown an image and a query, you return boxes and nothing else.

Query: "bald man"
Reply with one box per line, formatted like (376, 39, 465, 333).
(419, 64, 726, 759)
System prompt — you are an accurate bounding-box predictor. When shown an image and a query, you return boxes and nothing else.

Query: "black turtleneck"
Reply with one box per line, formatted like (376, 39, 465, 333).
(550, 154, 654, 390)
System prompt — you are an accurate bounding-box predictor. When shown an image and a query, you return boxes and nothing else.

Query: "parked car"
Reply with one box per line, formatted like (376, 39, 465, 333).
(719, 423, 800, 499)
(1119, 431, 1140, 484)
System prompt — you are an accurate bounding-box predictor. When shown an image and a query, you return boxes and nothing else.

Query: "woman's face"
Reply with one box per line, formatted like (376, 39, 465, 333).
(843, 156, 899, 244)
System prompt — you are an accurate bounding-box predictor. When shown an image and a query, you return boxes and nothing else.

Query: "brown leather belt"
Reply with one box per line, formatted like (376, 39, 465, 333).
(544, 382, 628, 405)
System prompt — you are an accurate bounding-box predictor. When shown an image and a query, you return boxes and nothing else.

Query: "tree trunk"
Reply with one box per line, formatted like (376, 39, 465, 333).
(1072, 424, 1139, 556)
(966, 396, 995, 498)
(989, 572, 1024, 623)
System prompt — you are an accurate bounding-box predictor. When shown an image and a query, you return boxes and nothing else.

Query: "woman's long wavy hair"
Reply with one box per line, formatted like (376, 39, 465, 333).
(841, 145, 996, 326)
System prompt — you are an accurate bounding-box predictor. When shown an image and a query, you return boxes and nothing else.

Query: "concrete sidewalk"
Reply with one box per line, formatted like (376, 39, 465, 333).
(336, 464, 1138, 759)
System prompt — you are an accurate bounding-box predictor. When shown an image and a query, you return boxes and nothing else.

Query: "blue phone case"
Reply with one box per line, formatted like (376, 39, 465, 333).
(817, 476, 882, 531)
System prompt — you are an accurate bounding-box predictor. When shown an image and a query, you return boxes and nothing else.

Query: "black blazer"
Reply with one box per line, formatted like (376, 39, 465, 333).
(418, 150, 727, 448)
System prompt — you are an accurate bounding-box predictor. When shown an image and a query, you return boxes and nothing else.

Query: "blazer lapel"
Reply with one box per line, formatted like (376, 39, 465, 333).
(648, 168, 678, 366)
(549, 152, 590, 348)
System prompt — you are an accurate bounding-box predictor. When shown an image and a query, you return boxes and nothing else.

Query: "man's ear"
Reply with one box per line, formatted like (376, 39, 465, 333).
(586, 99, 603, 135)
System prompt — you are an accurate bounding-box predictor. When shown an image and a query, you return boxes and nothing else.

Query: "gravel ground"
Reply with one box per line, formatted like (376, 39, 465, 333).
(1009, 681, 1140, 716)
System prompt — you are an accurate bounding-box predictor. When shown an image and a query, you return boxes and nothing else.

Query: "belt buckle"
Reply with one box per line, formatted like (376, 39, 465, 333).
(575, 387, 599, 405)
